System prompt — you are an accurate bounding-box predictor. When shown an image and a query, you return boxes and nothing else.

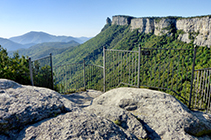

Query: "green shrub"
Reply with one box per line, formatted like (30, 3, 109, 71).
(0, 45, 30, 85)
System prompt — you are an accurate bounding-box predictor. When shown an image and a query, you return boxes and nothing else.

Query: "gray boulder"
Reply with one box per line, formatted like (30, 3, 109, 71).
(92, 87, 211, 139)
(17, 109, 134, 140)
(0, 79, 76, 137)
(87, 105, 148, 139)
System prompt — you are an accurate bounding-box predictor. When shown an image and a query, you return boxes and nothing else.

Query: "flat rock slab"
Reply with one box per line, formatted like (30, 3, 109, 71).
(17, 109, 134, 140)
(0, 79, 76, 136)
(92, 87, 211, 139)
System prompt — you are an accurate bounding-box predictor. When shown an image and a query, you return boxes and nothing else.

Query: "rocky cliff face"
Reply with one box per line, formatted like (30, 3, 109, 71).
(112, 15, 211, 47)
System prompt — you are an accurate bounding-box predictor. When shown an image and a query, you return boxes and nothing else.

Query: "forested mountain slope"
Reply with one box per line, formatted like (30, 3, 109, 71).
(53, 21, 210, 70)
(9, 41, 79, 60)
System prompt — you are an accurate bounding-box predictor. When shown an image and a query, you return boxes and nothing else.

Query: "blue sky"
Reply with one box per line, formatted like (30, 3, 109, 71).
(0, 0, 211, 38)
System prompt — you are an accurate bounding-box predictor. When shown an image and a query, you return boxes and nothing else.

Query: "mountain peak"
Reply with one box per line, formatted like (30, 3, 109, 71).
(9, 31, 84, 45)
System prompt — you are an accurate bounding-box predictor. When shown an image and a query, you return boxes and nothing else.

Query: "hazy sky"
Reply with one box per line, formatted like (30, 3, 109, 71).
(0, 0, 211, 38)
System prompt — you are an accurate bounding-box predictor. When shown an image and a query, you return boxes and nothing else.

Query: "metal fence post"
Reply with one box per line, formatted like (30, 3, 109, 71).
(83, 59, 86, 90)
(103, 46, 106, 92)
(29, 58, 34, 86)
(137, 45, 141, 88)
(189, 45, 197, 108)
(50, 53, 54, 89)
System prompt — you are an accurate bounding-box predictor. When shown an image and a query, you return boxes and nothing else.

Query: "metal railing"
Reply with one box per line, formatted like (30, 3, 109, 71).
(28, 46, 211, 112)
(103, 46, 196, 106)
(29, 54, 53, 89)
(192, 68, 211, 113)
(53, 60, 103, 93)
(104, 48, 139, 90)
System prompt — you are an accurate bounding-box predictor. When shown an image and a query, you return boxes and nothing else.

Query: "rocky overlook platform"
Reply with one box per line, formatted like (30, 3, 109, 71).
(1, 79, 211, 139)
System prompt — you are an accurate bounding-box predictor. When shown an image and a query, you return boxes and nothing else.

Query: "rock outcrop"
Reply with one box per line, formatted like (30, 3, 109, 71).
(106, 17, 112, 25)
(17, 109, 134, 140)
(1, 79, 211, 140)
(0, 79, 76, 139)
(112, 15, 211, 47)
(87, 105, 147, 139)
(92, 87, 211, 139)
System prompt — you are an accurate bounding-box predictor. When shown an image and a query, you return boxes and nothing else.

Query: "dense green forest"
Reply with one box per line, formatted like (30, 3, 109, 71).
(52, 24, 210, 68)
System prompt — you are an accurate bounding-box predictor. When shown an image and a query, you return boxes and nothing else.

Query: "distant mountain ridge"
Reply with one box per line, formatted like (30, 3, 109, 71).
(9, 31, 90, 44)
(8, 40, 80, 60)
(0, 37, 24, 51)
(0, 31, 91, 51)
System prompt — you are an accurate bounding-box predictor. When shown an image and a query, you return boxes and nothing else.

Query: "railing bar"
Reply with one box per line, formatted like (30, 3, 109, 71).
(166, 49, 171, 90)
(193, 71, 198, 108)
(141, 48, 194, 51)
(149, 50, 153, 87)
(206, 70, 211, 112)
(141, 49, 144, 86)
(162, 50, 166, 88)
(86, 64, 103, 69)
(31, 55, 50, 62)
(195, 68, 211, 71)
(118, 51, 120, 85)
(113, 51, 115, 87)
(134, 52, 136, 85)
(203, 69, 208, 109)
(129, 52, 131, 85)
(171, 50, 175, 90)
(92, 65, 94, 88)
(132, 52, 134, 85)
(90, 65, 92, 89)
(135, 52, 137, 86)
(185, 50, 189, 98)
(154, 50, 157, 87)
(208, 70, 211, 112)
(123, 52, 125, 84)
(145, 51, 148, 87)
(180, 51, 184, 96)
(124, 52, 127, 84)
(64, 66, 66, 93)
(108, 52, 111, 89)
(76, 64, 78, 90)
(125, 52, 127, 84)
(75, 64, 77, 90)
(196, 71, 200, 106)
(158, 50, 161, 88)
(121, 52, 123, 83)
(200, 70, 206, 108)
(176, 50, 180, 93)
(106, 48, 193, 52)
(54, 62, 84, 68)
(106, 49, 138, 53)
(65, 65, 67, 92)
(199, 70, 203, 108)
(137, 46, 141, 88)
(89, 65, 91, 89)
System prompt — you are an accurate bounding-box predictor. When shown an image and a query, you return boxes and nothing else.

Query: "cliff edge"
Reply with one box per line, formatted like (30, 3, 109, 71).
(111, 15, 211, 47)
